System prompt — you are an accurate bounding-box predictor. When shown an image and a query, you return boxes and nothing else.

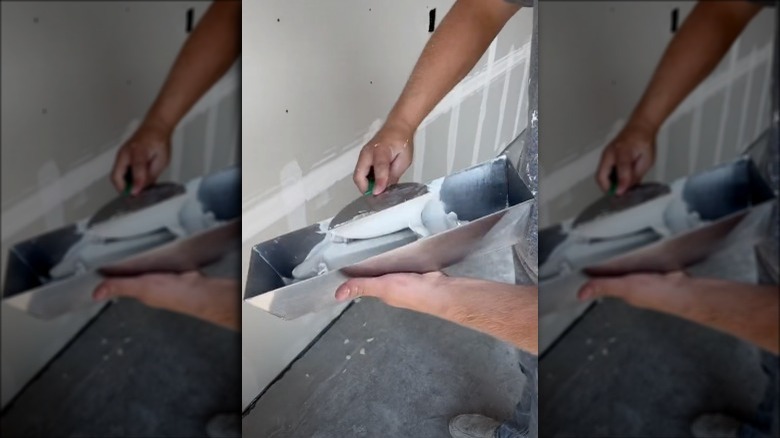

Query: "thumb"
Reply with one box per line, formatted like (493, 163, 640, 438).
(578, 277, 633, 302)
(93, 278, 147, 302)
(335, 278, 385, 302)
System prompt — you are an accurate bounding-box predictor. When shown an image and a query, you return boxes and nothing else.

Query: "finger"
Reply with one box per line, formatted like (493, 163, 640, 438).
(577, 277, 630, 302)
(147, 151, 168, 185)
(130, 152, 149, 196)
(93, 278, 148, 302)
(181, 271, 202, 281)
(372, 151, 392, 195)
(335, 278, 385, 302)
(388, 150, 412, 187)
(666, 270, 687, 280)
(578, 273, 660, 302)
(615, 152, 635, 195)
(596, 150, 616, 192)
(353, 148, 374, 193)
(422, 271, 447, 280)
(632, 149, 654, 184)
(111, 150, 132, 192)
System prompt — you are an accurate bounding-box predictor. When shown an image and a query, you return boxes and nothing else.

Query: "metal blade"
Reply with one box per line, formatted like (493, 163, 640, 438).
(88, 182, 185, 228)
(572, 182, 670, 228)
(328, 183, 428, 230)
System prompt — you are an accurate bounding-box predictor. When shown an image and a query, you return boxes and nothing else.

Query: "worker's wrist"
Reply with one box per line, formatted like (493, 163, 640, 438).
(382, 114, 418, 138)
(644, 275, 700, 316)
(192, 277, 240, 331)
(140, 114, 176, 138)
(624, 116, 660, 137)
(406, 273, 453, 317)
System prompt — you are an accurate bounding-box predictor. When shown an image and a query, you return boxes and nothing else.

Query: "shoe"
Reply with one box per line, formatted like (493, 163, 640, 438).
(691, 413, 742, 438)
(206, 412, 241, 438)
(449, 414, 501, 438)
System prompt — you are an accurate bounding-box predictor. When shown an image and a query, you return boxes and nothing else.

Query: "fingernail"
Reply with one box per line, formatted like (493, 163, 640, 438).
(94, 287, 108, 301)
(578, 287, 593, 300)
(335, 287, 350, 301)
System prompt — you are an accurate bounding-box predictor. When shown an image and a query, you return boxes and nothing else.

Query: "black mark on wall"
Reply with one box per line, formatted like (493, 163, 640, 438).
(186, 8, 194, 33)
(429, 8, 436, 33)
(671, 8, 679, 33)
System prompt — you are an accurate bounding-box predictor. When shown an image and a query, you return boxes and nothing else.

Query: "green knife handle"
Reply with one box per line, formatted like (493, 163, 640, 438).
(364, 168, 375, 196)
(123, 169, 134, 196)
(608, 167, 618, 196)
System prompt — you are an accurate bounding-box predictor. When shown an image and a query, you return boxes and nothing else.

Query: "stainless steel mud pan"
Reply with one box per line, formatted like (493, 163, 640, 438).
(2, 166, 241, 319)
(244, 156, 535, 320)
(539, 156, 776, 316)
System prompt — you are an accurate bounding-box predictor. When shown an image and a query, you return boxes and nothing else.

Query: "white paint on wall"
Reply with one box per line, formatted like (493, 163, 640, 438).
(447, 96, 462, 174)
(513, 51, 531, 143)
(754, 58, 773, 140)
(279, 161, 309, 231)
(414, 127, 428, 182)
(688, 103, 703, 174)
(494, 53, 514, 152)
(204, 107, 219, 174)
(471, 39, 498, 166)
(656, 126, 671, 182)
(36, 162, 66, 231)
(737, 42, 754, 152)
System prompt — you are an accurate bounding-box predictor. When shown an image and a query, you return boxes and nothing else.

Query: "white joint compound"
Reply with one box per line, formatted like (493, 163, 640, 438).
(290, 178, 464, 281)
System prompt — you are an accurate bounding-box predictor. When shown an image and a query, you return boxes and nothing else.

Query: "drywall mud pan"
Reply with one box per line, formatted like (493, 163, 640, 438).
(2, 167, 241, 319)
(245, 156, 535, 320)
(538, 156, 776, 317)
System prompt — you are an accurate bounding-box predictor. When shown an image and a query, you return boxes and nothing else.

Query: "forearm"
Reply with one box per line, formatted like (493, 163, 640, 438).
(189, 278, 240, 332)
(144, 1, 241, 132)
(386, 0, 519, 131)
(629, 1, 762, 131)
(410, 278, 538, 354)
(648, 278, 778, 354)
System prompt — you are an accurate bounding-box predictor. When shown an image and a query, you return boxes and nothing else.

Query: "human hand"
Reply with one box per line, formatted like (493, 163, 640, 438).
(335, 271, 447, 311)
(577, 271, 689, 311)
(353, 121, 415, 195)
(111, 120, 173, 195)
(596, 121, 657, 195)
(93, 271, 239, 331)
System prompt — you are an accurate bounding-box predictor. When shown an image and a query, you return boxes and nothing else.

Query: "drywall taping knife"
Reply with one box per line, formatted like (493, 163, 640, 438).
(328, 168, 429, 231)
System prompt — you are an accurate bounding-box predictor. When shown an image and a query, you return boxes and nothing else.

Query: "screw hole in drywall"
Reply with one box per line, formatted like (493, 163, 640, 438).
(285, 109, 289, 113)
(671, 8, 679, 33)
(186, 8, 194, 33)
(429, 8, 436, 33)
(277, 18, 280, 22)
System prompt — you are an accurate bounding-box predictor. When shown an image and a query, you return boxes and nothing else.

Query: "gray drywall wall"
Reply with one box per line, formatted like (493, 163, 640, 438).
(1, 1, 240, 408)
(538, 1, 776, 352)
(241, 0, 534, 410)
